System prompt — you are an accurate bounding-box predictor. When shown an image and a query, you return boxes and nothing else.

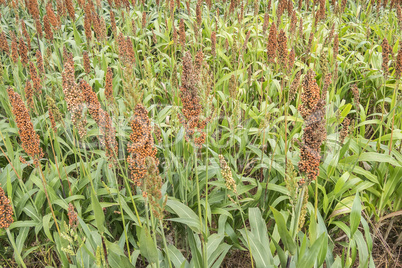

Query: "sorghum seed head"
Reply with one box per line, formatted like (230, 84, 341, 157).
(142, 11, 146, 28)
(36, 50, 44, 75)
(211, 31, 216, 57)
(105, 67, 114, 102)
(68, 203, 78, 229)
(179, 19, 186, 46)
(0, 185, 14, 229)
(382, 38, 390, 78)
(29, 62, 42, 95)
(62, 62, 87, 138)
(8, 87, 44, 166)
(110, 10, 117, 35)
(351, 83, 360, 111)
(83, 51, 90, 74)
(298, 70, 327, 183)
(18, 37, 28, 66)
(11, 33, 19, 63)
(35, 19, 43, 38)
(65, 0, 75, 20)
(267, 23, 278, 63)
(25, 80, 34, 110)
(128, 104, 158, 187)
(339, 117, 350, 144)
(43, 14, 54, 41)
(395, 46, 402, 80)
(21, 20, 31, 50)
(277, 29, 288, 68)
(0, 31, 9, 54)
(288, 48, 295, 73)
(333, 34, 339, 62)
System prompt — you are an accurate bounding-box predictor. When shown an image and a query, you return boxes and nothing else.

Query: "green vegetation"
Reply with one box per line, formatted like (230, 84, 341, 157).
(0, 0, 401, 267)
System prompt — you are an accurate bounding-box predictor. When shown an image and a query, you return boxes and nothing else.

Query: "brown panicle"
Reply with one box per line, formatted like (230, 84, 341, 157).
(298, 70, 327, 184)
(8, 88, 44, 166)
(0, 185, 14, 229)
(105, 67, 114, 103)
(127, 104, 158, 187)
(267, 22, 278, 64)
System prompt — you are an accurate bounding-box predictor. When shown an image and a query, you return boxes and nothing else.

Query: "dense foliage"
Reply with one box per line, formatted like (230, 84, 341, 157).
(0, 0, 401, 267)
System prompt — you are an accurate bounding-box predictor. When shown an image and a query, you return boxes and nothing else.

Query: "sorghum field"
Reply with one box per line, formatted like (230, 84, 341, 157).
(0, 0, 401, 267)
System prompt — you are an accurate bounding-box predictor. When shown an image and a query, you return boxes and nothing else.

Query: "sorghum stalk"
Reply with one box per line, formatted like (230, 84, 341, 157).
(390, 47, 402, 154)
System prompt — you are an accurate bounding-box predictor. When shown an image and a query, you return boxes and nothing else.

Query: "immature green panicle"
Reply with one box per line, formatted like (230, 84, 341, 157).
(219, 155, 237, 195)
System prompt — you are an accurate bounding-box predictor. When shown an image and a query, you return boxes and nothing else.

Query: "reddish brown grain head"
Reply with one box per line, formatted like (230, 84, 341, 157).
(43, 14, 53, 41)
(144, 156, 165, 219)
(179, 51, 210, 147)
(99, 109, 118, 165)
(35, 19, 43, 38)
(35, 50, 44, 75)
(67, 203, 78, 229)
(382, 38, 390, 78)
(84, 14, 92, 42)
(196, 0, 202, 26)
(179, 19, 186, 46)
(288, 48, 295, 73)
(65, 0, 75, 21)
(111, 10, 117, 35)
(263, 12, 270, 34)
(62, 62, 87, 138)
(395, 46, 402, 80)
(351, 83, 360, 111)
(57, 0, 66, 18)
(105, 67, 114, 103)
(211, 31, 216, 57)
(322, 73, 332, 98)
(128, 104, 158, 187)
(267, 22, 278, 64)
(21, 20, 31, 50)
(47, 2, 60, 29)
(0, 185, 13, 229)
(290, 11, 297, 36)
(83, 51, 90, 74)
(125, 37, 135, 65)
(242, 30, 251, 52)
(277, 29, 288, 68)
(298, 70, 326, 184)
(142, 11, 147, 28)
(0, 31, 9, 54)
(29, 0, 40, 20)
(173, 24, 178, 45)
(289, 71, 301, 101)
(8, 87, 44, 166)
(117, 33, 127, 62)
(92, 13, 102, 41)
(18, 37, 28, 66)
(11, 33, 19, 63)
(339, 117, 350, 144)
(333, 34, 339, 62)
(25, 80, 34, 110)
(81, 79, 101, 123)
(29, 62, 42, 95)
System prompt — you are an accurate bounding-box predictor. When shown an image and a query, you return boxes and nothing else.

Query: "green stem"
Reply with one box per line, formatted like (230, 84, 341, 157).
(194, 146, 207, 267)
(159, 219, 173, 268)
(237, 198, 254, 268)
(112, 167, 131, 260)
